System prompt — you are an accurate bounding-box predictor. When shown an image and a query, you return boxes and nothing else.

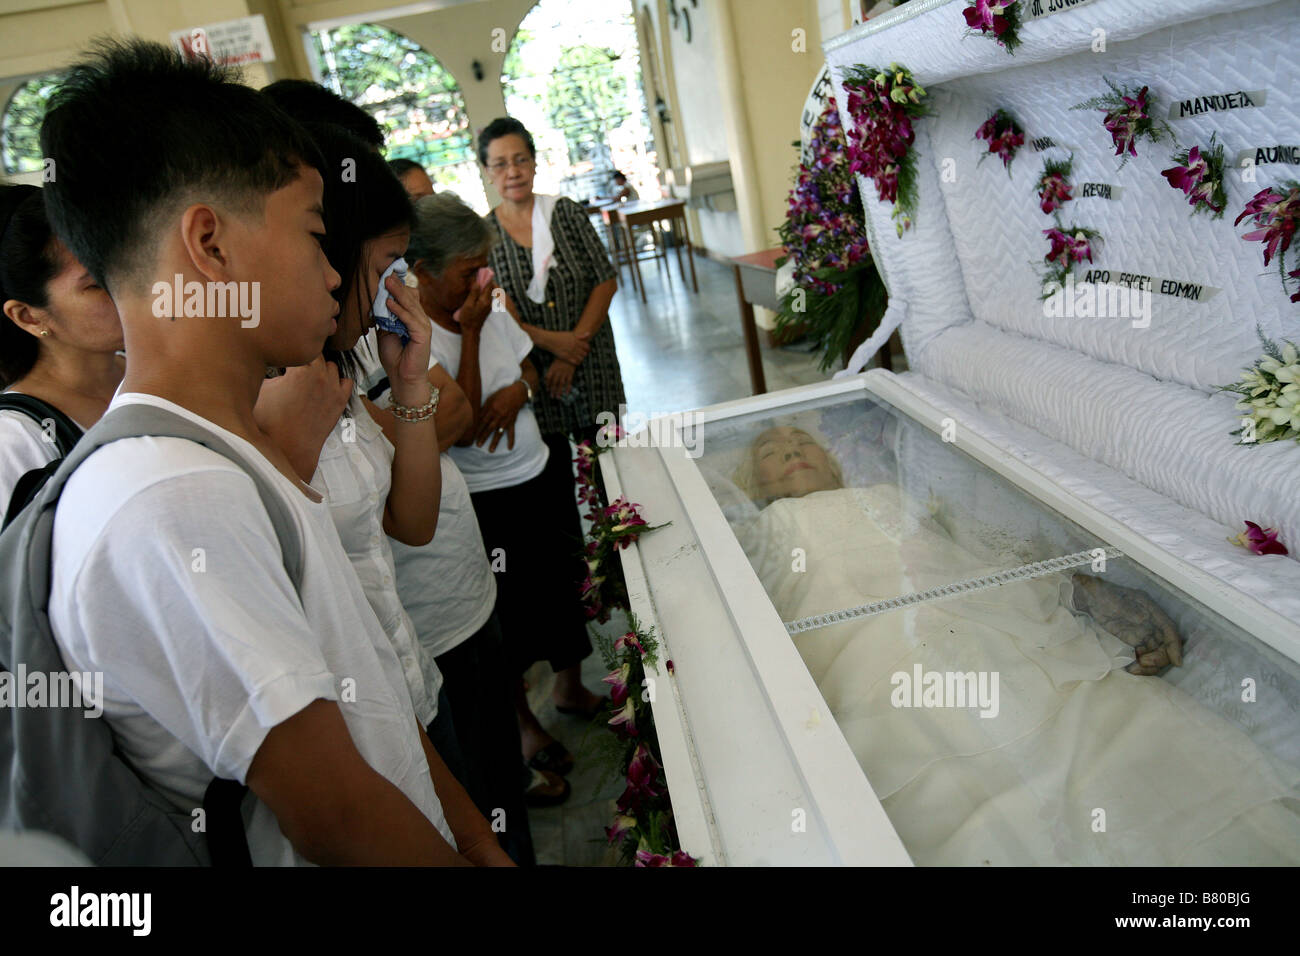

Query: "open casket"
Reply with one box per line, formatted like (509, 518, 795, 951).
(601, 0, 1300, 866)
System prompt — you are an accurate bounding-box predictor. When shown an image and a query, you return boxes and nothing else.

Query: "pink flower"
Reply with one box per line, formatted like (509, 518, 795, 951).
(1038, 173, 1073, 214)
(615, 632, 645, 657)
(603, 663, 631, 706)
(605, 814, 637, 844)
(670, 851, 698, 867)
(1043, 228, 1093, 268)
(1231, 521, 1289, 556)
(1236, 186, 1298, 267)
(964, 0, 1015, 37)
(1161, 146, 1223, 214)
(635, 849, 670, 867)
(608, 698, 637, 736)
(1102, 86, 1148, 157)
(626, 743, 661, 793)
(976, 110, 1023, 169)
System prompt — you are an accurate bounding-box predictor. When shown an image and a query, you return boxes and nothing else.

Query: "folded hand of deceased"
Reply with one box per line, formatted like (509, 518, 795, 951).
(1067, 573, 1185, 676)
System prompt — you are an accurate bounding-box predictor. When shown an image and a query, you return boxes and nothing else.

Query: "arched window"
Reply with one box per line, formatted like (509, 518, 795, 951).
(501, 0, 660, 203)
(310, 23, 488, 213)
(2, 74, 62, 176)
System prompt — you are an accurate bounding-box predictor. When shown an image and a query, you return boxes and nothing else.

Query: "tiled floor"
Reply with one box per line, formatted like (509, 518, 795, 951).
(524, 250, 839, 866)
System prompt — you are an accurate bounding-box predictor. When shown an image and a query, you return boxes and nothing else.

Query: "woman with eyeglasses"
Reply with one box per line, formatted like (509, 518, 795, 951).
(478, 116, 625, 776)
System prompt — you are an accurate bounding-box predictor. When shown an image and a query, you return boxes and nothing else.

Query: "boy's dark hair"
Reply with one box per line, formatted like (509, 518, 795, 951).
(263, 79, 385, 151)
(300, 121, 415, 384)
(39, 39, 323, 295)
(0, 185, 58, 387)
(477, 117, 535, 167)
(387, 158, 424, 178)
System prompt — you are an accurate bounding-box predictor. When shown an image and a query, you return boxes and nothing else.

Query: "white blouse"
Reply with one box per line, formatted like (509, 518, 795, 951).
(312, 400, 441, 726)
(0, 405, 64, 509)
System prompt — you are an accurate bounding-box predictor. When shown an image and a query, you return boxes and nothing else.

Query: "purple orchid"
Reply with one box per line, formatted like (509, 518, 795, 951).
(634, 849, 670, 867)
(603, 663, 631, 707)
(1236, 186, 1298, 267)
(615, 632, 645, 657)
(1161, 145, 1224, 215)
(975, 111, 1024, 169)
(608, 698, 637, 736)
(964, 0, 1016, 38)
(1038, 172, 1073, 214)
(1043, 228, 1093, 268)
(1102, 86, 1149, 157)
(605, 814, 637, 845)
(670, 851, 698, 867)
(1232, 521, 1289, 556)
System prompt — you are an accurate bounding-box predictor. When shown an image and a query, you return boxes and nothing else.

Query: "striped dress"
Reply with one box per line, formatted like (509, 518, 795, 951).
(486, 196, 627, 438)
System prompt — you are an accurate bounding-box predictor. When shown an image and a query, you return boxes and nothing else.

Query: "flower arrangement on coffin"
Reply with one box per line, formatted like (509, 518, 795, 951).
(598, 622, 698, 867)
(1040, 223, 1100, 292)
(975, 109, 1025, 172)
(1161, 136, 1227, 219)
(1229, 521, 1289, 556)
(841, 62, 931, 236)
(1235, 183, 1300, 304)
(1072, 79, 1174, 168)
(1036, 156, 1073, 214)
(963, 0, 1023, 53)
(573, 436, 694, 866)
(1219, 328, 1300, 445)
(775, 95, 887, 371)
(575, 438, 669, 624)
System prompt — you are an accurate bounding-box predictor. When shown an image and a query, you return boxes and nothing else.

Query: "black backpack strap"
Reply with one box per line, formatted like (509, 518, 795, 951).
(0, 393, 82, 459)
(203, 778, 254, 867)
(3, 459, 62, 530)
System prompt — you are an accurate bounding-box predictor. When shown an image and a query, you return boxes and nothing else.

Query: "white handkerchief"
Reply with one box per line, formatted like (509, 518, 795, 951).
(526, 194, 558, 304)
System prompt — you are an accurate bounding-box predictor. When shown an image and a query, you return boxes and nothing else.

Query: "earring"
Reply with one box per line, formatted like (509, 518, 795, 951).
(39, 329, 50, 337)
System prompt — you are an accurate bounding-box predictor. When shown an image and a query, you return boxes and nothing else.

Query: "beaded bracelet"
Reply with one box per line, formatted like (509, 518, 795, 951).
(391, 387, 440, 423)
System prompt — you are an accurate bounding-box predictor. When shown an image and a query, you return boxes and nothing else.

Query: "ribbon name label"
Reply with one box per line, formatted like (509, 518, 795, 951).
(1169, 89, 1266, 120)
(1024, 0, 1100, 19)
(1078, 182, 1122, 200)
(1082, 269, 1220, 302)
(1031, 136, 1076, 153)
(1236, 146, 1300, 168)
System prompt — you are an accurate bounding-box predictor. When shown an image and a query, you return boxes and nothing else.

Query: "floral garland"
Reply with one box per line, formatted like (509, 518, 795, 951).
(1235, 182, 1300, 304)
(963, 0, 1023, 53)
(1036, 156, 1073, 214)
(1072, 79, 1174, 168)
(842, 62, 930, 236)
(573, 436, 696, 867)
(1161, 136, 1227, 219)
(775, 95, 887, 371)
(975, 109, 1024, 172)
(1040, 223, 1100, 291)
(1219, 329, 1300, 445)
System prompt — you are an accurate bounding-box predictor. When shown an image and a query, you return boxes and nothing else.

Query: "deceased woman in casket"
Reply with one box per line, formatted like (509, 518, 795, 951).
(726, 426, 1300, 865)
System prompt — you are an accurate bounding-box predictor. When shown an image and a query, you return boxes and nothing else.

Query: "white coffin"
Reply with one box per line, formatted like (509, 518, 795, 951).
(604, 0, 1300, 866)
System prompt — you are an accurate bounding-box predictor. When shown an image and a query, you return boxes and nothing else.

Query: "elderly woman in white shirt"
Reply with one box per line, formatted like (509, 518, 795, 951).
(407, 192, 606, 785)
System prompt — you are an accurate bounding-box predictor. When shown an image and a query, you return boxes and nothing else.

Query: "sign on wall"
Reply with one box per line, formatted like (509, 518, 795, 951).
(170, 14, 277, 67)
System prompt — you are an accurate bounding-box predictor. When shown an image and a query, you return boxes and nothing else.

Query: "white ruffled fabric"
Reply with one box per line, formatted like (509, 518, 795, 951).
(733, 486, 1300, 865)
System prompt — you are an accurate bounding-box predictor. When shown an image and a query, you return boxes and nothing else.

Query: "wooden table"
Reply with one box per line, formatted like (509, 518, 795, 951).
(730, 248, 786, 395)
(605, 198, 699, 303)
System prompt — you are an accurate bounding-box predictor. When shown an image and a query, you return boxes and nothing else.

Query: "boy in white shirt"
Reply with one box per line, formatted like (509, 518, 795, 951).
(39, 39, 510, 866)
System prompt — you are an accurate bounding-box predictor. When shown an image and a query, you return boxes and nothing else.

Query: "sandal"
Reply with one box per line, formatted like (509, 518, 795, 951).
(528, 740, 575, 776)
(524, 767, 571, 808)
(555, 696, 612, 721)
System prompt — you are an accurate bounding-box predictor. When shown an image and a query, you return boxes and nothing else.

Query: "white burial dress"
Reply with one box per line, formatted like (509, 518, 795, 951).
(733, 485, 1300, 866)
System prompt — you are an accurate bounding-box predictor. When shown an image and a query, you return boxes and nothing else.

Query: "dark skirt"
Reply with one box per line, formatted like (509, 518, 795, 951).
(470, 433, 592, 674)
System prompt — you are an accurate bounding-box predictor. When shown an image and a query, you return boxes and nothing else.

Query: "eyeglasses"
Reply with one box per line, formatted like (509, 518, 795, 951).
(487, 156, 535, 174)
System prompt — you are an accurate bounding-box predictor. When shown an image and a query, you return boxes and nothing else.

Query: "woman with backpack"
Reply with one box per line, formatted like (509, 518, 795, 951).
(0, 183, 123, 509)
